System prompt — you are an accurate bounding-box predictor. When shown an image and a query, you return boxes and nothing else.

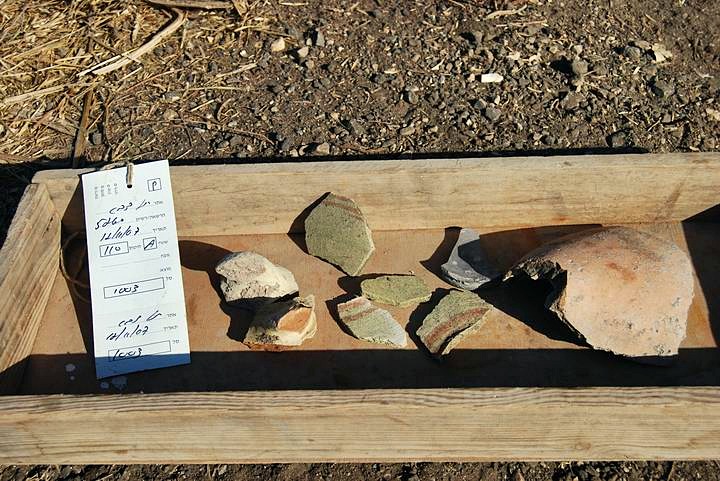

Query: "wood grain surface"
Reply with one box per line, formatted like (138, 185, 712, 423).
(0, 184, 60, 393)
(19, 222, 719, 395)
(32, 152, 720, 236)
(0, 387, 719, 463)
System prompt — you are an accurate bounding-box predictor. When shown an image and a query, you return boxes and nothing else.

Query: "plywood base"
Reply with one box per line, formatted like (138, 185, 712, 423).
(18, 221, 720, 394)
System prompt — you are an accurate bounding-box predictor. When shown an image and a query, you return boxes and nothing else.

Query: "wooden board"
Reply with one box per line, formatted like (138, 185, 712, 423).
(0, 184, 60, 393)
(33, 152, 720, 236)
(1, 387, 719, 464)
(18, 222, 720, 395)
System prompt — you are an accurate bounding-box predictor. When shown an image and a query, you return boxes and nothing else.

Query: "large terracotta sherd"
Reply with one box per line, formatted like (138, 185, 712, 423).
(244, 295, 317, 350)
(505, 226, 694, 361)
(215, 251, 298, 307)
(337, 296, 406, 347)
(304, 193, 375, 276)
(360, 275, 432, 307)
(417, 290, 493, 355)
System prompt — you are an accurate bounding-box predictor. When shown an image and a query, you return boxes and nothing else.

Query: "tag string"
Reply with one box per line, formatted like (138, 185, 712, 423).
(59, 231, 90, 303)
(59, 160, 136, 302)
(100, 160, 135, 187)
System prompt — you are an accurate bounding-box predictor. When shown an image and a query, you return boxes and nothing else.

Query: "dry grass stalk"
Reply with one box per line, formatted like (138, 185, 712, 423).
(71, 87, 94, 167)
(80, 8, 187, 76)
(145, 0, 234, 9)
(0, 0, 275, 162)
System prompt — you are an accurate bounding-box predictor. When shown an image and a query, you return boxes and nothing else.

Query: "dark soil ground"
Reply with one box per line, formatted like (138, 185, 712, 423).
(1, 0, 719, 478)
(2, 462, 720, 481)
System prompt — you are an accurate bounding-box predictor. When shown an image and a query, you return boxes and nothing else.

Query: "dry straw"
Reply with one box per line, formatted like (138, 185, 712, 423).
(0, 0, 273, 163)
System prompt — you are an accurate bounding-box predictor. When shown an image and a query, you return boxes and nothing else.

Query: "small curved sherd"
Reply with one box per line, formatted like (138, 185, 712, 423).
(417, 290, 492, 355)
(440, 228, 499, 289)
(360, 274, 432, 307)
(215, 251, 299, 307)
(337, 296, 407, 347)
(505, 226, 694, 361)
(304, 193, 375, 276)
(244, 295, 317, 350)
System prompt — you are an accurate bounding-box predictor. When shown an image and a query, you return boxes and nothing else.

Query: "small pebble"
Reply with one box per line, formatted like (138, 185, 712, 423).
(312, 29, 326, 47)
(623, 45, 642, 60)
(468, 31, 483, 44)
(280, 138, 293, 152)
(571, 58, 589, 76)
(162, 91, 181, 102)
(399, 126, 416, 136)
(561, 93, 582, 111)
(651, 79, 675, 98)
(313, 142, 331, 155)
(480, 73, 503, 83)
(163, 109, 178, 121)
(483, 107, 502, 122)
(404, 89, 419, 105)
(344, 119, 366, 136)
(296, 46, 310, 59)
(270, 37, 286, 53)
(608, 131, 626, 148)
(229, 135, 244, 148)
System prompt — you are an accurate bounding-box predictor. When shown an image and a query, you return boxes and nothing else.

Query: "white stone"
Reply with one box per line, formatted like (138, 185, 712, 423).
(270, 37, 286, 53)
(480, 73, 504, 83)
(215, 251, 299, 307)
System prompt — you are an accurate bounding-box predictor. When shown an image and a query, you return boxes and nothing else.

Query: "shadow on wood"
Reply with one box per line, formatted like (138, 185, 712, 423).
(682, 221, 720, 347)
(6, 346, 720, 394)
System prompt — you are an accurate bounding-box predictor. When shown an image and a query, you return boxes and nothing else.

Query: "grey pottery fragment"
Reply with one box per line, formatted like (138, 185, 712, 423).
(244, 295, 317, 350)
(215, 251, 299, 307)
(505, 226, 694, 362)
(304, 193, 375, 276)
(417, 290, 492, 355)
(337, 296, 407, 347)
(360, 275, 432, 307)
(441, 228, 499, 290)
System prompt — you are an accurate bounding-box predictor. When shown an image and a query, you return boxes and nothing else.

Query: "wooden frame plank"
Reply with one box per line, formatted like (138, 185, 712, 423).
(0, 387, 719, 463)
(0, 184, 60, 393)
(33, 152, 720, 236)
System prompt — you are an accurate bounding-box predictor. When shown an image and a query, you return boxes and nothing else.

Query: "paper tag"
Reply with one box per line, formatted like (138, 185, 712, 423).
(82, 160, 190, 379)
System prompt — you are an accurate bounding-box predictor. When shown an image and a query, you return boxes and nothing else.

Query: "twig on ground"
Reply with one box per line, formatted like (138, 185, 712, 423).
(72, 86, 94, 168)
(145, 0, 233, 9)
(79, 8, 187, 77)
(2, 84, 70, 105)
(486, 5, 527, 20)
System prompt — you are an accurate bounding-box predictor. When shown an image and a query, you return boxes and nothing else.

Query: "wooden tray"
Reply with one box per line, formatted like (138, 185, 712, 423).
(1, 153, 719, 463)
